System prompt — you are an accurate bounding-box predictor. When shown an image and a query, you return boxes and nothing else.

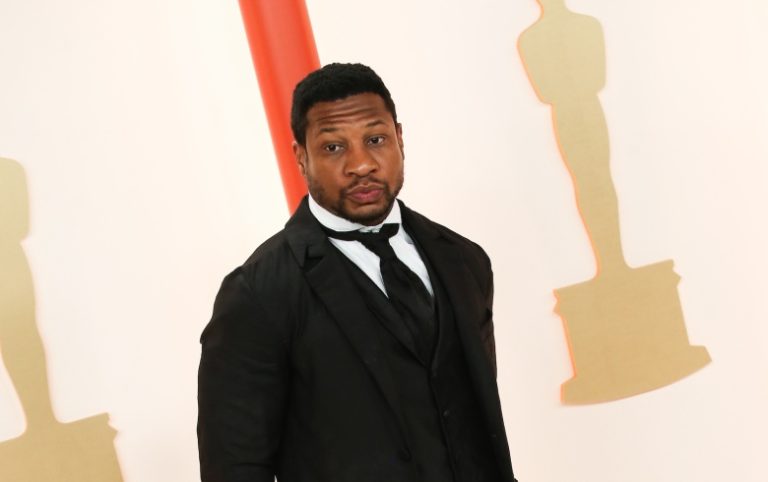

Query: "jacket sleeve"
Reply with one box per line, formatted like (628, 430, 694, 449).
(198, 267, 290, 482)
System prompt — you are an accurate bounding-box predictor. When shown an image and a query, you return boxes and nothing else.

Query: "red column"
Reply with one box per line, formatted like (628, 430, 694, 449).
(238, 0, 320, 213)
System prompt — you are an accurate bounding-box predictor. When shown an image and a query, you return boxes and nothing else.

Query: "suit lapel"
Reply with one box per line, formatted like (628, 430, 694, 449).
(400, 201, 488, 351)
(401, 202, 507, 442)
(284, 199, 411, 444)
(343, 262, 425, 363)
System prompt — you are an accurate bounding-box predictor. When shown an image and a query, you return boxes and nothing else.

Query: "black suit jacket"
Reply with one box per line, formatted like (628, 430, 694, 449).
(198, 197, 516, 482)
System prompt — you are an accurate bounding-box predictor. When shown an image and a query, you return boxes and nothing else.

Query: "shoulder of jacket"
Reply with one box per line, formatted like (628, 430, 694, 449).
(241, 229, 292, 267)
(407, 207, 490, 263)
(226, 229, 302, 294)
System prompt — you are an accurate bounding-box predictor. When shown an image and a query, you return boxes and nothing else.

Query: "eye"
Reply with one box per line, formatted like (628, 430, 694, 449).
(368, 135, 385, 145)
(323, 143, 342, 153)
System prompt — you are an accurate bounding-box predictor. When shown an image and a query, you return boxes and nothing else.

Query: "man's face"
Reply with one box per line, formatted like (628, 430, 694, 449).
(293, 93, 404, 226)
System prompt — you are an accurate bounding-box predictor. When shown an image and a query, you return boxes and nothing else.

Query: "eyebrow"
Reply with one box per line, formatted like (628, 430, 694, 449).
(317, 119, 386, 134)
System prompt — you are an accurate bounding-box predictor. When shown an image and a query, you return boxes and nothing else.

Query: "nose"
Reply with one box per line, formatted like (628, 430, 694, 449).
(344, 143, 378, 177)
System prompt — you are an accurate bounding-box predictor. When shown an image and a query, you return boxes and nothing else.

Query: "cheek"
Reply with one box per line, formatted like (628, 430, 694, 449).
(390, 155, 405, 175)
(307, 163, 343, 189)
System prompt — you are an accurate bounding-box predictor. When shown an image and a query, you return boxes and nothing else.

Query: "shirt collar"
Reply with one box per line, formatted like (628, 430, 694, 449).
(308, 194, 401, 233)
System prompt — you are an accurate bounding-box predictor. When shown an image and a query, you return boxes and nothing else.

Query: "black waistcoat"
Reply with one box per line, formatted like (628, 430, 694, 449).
(340, 249, 502, 482)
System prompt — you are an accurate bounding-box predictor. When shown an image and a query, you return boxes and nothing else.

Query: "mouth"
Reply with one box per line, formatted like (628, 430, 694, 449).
(345, 183, 385, 204)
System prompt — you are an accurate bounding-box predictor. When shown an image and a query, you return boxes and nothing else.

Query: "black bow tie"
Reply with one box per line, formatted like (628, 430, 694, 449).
(323, 224, 400, 260)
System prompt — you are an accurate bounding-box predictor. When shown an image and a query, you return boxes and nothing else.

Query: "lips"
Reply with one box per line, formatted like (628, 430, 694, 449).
(346, 184, 385, 204)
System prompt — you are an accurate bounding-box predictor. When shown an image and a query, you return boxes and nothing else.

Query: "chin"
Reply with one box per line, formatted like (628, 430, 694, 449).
(342, 202, 391, 226)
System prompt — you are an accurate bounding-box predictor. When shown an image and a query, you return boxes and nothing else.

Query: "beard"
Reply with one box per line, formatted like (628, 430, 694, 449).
(308, 172, 404, 226)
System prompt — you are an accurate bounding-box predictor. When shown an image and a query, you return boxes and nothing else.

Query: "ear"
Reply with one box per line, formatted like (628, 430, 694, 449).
(293, 141, 308, 179)
(396, 123, 404, 158)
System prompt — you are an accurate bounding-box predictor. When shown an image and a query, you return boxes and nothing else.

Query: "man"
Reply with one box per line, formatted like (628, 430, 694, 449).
(198, 63, 518, 482)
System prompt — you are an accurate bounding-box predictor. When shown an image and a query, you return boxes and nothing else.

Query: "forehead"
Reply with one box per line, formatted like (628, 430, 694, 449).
(305, 93, 393, 133)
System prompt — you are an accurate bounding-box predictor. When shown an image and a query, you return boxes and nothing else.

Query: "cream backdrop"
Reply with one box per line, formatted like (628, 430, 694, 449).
(1, 0, 766, 481)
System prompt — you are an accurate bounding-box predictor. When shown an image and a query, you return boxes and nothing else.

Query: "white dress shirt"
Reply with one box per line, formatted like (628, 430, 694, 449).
(308, 195, 434, 297)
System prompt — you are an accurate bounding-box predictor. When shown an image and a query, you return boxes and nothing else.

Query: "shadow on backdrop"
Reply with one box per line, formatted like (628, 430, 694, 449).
(518, 0, 710, 404)
(0, 157, 124, 480)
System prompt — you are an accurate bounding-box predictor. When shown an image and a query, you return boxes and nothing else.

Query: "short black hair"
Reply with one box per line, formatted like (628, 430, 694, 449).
(290, 63, 398, 146)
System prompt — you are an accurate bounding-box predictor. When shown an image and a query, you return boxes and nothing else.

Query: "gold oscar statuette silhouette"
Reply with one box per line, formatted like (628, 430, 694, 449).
(518, 0, 710, 404)
(0, 158, 124, 481)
